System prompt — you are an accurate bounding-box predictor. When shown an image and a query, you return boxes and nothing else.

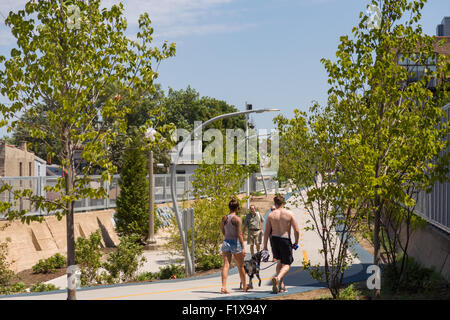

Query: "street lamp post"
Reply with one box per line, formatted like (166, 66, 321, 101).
(259, 154, 268, 198)
(170, 107, 279, 276)
(145, 128, 157, 250)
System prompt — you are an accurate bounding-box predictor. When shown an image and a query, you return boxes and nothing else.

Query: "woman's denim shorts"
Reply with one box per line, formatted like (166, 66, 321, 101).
(221, 239, 242, 254)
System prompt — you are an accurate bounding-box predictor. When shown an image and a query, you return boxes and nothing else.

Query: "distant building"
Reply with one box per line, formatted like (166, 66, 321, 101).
(397, 34, 450, 89)
(0, 141, 35, 177)
(169, 140, 202, 175)
(34, 156, 46, 178)
(0, 142, 37, 212)
(436, 17, 450, 36)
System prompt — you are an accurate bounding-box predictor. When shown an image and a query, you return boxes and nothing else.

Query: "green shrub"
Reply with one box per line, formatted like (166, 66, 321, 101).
(196, 254, 223, 271)
(338, 284, 362, 300)
(102, 234, 146, 282)
(0, 238, 15, 291)
(97, 271, 119, 285)
(135, 272, 157, 282)
(0, 281, 27, 295)
(382, 255, 442, 294)
(158, 264, 185, 280)
(29, 282, 60, 292)
(10, 282, 27, 293)
(75, 230, 104, 286)
(32, 253, 66, 274)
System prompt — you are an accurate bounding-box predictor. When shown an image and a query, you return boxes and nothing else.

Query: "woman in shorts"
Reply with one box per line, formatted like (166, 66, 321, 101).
(220, 198, 247, 294)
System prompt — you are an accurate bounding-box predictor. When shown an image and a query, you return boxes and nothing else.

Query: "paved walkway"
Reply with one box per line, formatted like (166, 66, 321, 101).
(0, 191, 373, 300)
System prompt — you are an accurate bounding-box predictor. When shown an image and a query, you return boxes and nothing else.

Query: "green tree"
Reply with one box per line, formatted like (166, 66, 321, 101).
(275, 0, 449, 298)
(98, 82, 170, 172)
(168, 163, 249, 266)
(275, 107, 369, 299)
(115, 132, 150, 242)
(163, 86, 246, 132)
(8, 103, 62, 164)
(0, 0, 175, 299)
(319, 0, 449, 296)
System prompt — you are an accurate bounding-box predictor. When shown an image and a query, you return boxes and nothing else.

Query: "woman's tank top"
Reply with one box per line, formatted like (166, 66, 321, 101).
(224, 214, 239, 240)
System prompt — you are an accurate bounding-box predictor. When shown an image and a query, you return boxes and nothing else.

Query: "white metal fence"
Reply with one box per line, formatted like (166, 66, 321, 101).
(414, 181, 449, 233)
(0, 172, 279, 219)
(413, 103, 450, 234)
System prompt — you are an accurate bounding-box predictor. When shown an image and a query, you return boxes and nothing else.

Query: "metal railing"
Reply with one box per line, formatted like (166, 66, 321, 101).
(414, 181, 449, 234)
(0, 172, 279, 218)
(413, 103, 450, 234)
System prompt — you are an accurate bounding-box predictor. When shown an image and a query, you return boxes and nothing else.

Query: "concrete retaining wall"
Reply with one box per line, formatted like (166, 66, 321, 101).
(0, 210, 119, 273)
(401, 222, 450, 281)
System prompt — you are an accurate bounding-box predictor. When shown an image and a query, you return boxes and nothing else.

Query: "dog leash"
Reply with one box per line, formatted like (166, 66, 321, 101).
(257, 261, 278, 271)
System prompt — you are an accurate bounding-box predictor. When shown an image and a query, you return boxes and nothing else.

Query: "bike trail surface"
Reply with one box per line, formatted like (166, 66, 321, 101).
(0, 191, 373, 300)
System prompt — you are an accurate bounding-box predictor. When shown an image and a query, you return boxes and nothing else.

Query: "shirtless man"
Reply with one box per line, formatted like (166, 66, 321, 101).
(263, 194, 300, 294)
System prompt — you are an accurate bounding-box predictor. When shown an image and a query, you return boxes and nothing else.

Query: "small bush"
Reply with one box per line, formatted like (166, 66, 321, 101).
(102, 234, 146, 282)
(339, 284, 362, 300)
(0, 281, 27, 295)
(32, 253, 66, 274)
(0, 239, 15, 291)
(158, 264, 185, 280)
(135, 272, 157, 282)
(29, 282, 60, 292)
(97, 271, 119, 285)
(75, 230, 103, 286)
(382, 256, 442, 294)
(10, 282, 27, 293)
(196, 254, 223, 271)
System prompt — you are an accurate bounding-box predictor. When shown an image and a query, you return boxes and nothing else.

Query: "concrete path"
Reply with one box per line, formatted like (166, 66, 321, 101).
(0, 191, 373, 300)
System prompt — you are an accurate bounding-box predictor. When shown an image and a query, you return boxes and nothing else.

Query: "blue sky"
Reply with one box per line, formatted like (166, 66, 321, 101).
(0, 0, 449, 135)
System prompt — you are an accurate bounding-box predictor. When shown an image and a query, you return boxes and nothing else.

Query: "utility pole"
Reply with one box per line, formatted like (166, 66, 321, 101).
(245, 102, 252, 210)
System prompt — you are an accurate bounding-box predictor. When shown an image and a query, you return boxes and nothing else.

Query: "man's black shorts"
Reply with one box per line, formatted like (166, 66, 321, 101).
(270, 235, 294, 265)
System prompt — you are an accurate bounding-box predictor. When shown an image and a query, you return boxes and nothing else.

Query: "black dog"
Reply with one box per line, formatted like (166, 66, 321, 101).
(240, 251, 262, 290)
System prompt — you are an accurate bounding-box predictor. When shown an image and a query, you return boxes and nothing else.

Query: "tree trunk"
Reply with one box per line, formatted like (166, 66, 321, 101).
(372, 203, 382, 298)
(66, 198, 76, 300)
(64, 132, 77, 300)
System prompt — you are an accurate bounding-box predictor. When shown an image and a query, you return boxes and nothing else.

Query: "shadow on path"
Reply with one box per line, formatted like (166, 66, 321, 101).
(208, 263, 372, 300)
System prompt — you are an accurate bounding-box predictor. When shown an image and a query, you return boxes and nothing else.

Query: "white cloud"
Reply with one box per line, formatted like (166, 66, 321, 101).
(101, 0, 250, 40)
(103, 0, 233, 24)
(0, 0, 249, 45)
(0, 0, 27, 46)
(0, 0, 26, 14)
